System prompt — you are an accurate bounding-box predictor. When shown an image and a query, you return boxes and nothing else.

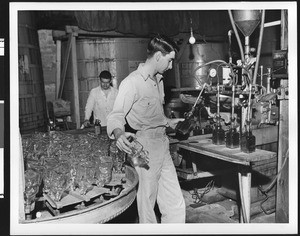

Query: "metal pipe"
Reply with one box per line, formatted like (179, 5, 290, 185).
(228, 30, 233, 64)
(244, 36, 250, 62)
(217, 84, 220, 125)
(264, 20, 281, 28)
(266, 68, 271, 93)
(231, 84, 235, 129)
(252, 10, 265, 85)
(247, 83, 252, 132)
(228, 10, 245, 62)
(193, 60, 227, 74)
(260, 65, 264, 94)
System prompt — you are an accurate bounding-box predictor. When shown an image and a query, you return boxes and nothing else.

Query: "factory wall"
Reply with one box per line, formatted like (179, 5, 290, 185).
(61, 37, 149, 123)
(38, 30, 57, 102)
(18, 12, 47, 133)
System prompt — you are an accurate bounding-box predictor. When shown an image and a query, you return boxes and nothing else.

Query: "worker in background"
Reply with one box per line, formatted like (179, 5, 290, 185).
(107, 35, 186, 223)
(82, 70, 118, 128)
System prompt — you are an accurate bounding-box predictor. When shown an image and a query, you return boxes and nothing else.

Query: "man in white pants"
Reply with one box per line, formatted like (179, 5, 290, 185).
(107, 35, 185, 223)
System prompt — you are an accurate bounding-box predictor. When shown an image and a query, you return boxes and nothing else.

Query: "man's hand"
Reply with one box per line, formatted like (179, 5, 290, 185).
(113, 128, 136, 154)
(168, 118, 185, 130)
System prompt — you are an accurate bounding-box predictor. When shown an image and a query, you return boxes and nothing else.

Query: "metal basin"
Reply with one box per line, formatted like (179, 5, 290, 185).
(20, 165, 138, 224)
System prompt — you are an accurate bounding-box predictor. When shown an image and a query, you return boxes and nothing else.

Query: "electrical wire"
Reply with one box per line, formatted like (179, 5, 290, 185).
(189, 180, 215, 205)
(258, 148, 289, 215)
(193, 60, 228, 75)
(259, 149, 289, 193)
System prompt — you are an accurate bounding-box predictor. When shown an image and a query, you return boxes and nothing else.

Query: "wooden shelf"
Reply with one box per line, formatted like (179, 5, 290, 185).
(176, 167, 234, 180)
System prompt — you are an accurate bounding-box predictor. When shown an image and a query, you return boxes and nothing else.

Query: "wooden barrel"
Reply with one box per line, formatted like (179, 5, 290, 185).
(18, 11, 47, 133)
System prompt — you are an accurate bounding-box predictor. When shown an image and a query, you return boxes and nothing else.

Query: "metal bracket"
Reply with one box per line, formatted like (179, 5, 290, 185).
(277, 86, 289, 100)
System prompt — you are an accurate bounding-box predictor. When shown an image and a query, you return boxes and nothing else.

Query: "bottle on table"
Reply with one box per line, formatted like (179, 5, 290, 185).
(94, 119, 101, 135)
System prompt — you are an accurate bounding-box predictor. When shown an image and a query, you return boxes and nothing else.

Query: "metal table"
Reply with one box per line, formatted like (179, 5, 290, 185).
(176, 135, 277, 223)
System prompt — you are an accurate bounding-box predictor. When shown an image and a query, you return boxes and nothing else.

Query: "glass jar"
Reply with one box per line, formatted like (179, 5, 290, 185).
(225, 128, 240, 149)
(95, 157, 113, 187)
(128, 138, 150, 169)
(109, 141, 126, 173)
(24, 169, 42, 205)
(212, 124, 225, 145)
(240, 131, 256, 153)
(75, 160, 96, 195)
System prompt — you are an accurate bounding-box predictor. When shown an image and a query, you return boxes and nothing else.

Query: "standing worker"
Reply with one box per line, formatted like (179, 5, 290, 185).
(82, 70, 118, 128)
(107, 35, 186, 223)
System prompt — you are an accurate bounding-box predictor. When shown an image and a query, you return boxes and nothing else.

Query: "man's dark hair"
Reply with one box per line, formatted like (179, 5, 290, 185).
(147, 34, 179, 58)
(99, 70, 112, 80)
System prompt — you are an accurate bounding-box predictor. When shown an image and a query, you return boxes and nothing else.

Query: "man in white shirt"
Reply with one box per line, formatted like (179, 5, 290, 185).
(82, 70, 118, 127)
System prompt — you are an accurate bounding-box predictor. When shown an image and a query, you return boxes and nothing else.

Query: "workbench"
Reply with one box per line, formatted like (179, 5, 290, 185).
(171, 134, 277, 223)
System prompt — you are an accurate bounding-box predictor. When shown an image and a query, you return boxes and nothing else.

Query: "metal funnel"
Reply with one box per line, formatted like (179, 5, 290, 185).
(232, 10, 261, 37)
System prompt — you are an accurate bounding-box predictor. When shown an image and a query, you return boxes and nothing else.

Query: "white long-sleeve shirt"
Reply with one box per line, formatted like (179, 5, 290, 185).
(84, 86, 118, 126)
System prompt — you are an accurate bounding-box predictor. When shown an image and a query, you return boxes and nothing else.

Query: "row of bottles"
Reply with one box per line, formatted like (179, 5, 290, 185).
(211, 124, 256, 153)
(193, 121, 213, 136)
(211, 82, 256, 153)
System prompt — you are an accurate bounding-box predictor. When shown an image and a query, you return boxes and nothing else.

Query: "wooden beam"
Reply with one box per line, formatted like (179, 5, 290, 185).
(58, 33, 72, 99)
(176, 37, 189, 62)
(280, 10, 288, 50)
(71, 34, 80, 129)
(174, 63, 181, 89)
(275, 10, 289, 223)
(52, 30, 66, 41)
(19, 132, 25, 221)
(55, 40, 61, 99)
(174, 37, 189, 89)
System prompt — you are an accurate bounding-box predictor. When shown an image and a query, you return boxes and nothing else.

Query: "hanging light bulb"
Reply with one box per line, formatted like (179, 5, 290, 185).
(189, 17, 196, 44)
(189, 27, 196, 44)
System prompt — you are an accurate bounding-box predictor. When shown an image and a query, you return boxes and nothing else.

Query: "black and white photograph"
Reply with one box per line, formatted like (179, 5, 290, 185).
(5, 1, 298, 235)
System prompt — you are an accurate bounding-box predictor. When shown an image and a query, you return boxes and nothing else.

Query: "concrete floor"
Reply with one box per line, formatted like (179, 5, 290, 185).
(108, 178, 276, 224)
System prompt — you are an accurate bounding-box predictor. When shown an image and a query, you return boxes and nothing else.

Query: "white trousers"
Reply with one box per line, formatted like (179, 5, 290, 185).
(134, 131, 186, 223)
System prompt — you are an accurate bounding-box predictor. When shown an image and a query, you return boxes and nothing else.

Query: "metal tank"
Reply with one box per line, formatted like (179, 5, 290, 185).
(178, 42, 228, 88)
(232, 10, 261, 37)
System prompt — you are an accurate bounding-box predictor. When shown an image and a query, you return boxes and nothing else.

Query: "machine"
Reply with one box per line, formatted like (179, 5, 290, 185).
(175, 10, 285, 154)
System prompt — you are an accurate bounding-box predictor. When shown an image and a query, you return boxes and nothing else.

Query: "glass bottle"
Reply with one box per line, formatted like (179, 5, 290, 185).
(128, 137, 149, 169)
(204, 125, 212, 134)
(170, 110, 176, 119)
(95, 119, 101, 135)
(194, 121, 202, 136)
(212, 123, 225, 145)
(240, 130, 256, 153)
(109, 140, 125, 173)
(225, 128, 240, 149)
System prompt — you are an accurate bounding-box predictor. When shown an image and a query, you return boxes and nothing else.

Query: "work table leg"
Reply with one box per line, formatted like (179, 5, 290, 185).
(238, 166, 251, 223)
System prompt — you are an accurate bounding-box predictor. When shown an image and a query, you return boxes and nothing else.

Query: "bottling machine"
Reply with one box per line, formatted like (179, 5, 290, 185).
(176, 10, 285, 154)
